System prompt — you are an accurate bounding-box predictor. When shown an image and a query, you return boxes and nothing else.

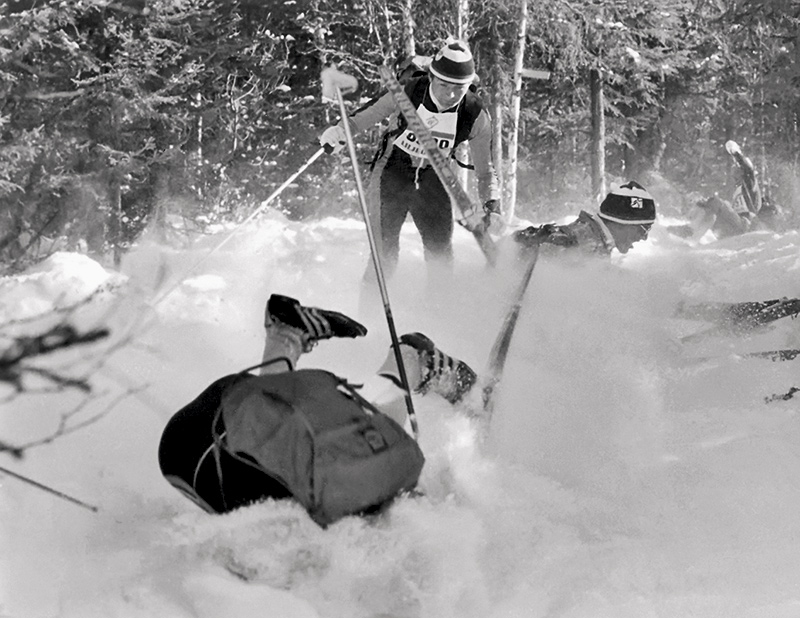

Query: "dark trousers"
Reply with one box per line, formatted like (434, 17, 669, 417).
(369, 149, 454, 279)
(158, 375, 291, 513)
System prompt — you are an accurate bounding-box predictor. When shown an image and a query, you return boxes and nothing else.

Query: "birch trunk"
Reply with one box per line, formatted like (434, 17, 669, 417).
(456, 0, 469, 39)
(455, 0, 470, 192)
(401, 0, 415, 57)
(506, 0, 528, 222)
(492, 99, 504, 203)
(590, 66, 606, 203)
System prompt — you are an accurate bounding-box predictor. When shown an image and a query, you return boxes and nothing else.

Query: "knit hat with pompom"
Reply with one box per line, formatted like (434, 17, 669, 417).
(429, 39, 475, 85)
(598, 181, 656, 225)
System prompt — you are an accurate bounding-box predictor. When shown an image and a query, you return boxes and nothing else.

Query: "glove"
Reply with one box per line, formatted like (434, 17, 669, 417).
(513, 223, 571, 248)
(483, 199, 501, 215)
(458, 204, 488, 232)
(513, 225, 543, 248)
(725, 140, 741, 157)
(459, 200, 504, 233)
(482, 199, 505, 234)
(320, 125, 346, 154)
(538, 223, 573, 246)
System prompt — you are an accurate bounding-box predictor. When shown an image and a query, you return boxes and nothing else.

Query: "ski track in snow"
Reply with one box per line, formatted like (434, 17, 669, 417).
(2, 211, 800, 618)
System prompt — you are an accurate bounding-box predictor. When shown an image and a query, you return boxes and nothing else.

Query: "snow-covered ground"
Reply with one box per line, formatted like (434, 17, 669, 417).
(1, 210, 799, 618)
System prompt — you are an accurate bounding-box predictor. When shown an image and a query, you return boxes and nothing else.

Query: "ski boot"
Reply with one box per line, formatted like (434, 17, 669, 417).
(265, 294, 367, 352)
(378, 332, 477, 404)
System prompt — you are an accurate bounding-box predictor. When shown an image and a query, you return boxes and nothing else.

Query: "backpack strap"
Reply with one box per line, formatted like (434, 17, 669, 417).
(370, 124, 404, 170)
(205, 361, 287, 511)
(237, 356, 294, 375)
(331, 374, 395, 420)
(331, 373, 423, 446)
(206, 370, 295, 510)
(453, 157, 475, 170)
(210, 404, 229, 511)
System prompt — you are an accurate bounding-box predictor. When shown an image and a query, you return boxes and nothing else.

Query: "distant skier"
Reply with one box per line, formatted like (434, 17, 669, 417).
(513, 181, 657, 257)
(669, 140, 783, 241)
(318, 39, 501, 281)
(158, 294, 476, 521)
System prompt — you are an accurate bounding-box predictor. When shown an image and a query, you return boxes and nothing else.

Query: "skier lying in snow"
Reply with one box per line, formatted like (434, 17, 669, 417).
(667, 140, 783, 241)
(513, 181, 657, 258)
(159, 294, 477, 526)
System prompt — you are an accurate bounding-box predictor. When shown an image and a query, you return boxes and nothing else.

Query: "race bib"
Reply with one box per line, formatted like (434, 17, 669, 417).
(393, 104, 458, 161)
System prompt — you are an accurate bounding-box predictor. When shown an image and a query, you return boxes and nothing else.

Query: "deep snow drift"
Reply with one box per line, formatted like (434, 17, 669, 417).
(1, 211, 799, 618)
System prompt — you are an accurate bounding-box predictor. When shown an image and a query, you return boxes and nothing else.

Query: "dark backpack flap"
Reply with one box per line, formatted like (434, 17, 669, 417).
(221, 369, 425, 527)
(222, 376, 315, 505)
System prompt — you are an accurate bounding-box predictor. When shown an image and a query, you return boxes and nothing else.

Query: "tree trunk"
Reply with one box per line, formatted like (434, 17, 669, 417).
(492, 99, 504, 204)
(453, 0, 470, 194)
(456, 0, 469, 39)
(589, 66, 606, 203)
(151, 164, 169, 243)
(401, 0, 415, 58)
(108, 173, 122, 267)
(192, 91, 203, 166)
(506, 0, 528, 222)
(107, 102, 124, 268)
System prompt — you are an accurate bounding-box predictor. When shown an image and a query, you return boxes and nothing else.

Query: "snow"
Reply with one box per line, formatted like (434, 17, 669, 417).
(1, 209, 799, 617)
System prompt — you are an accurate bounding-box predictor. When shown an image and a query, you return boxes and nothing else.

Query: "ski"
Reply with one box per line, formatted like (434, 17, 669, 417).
(377, 66, 498, 266)
(686, 348, 800, 365)
(676, 297, 800, 328)
(745, 348, 800, 362)
(482, 245, 540, 423)
(678, 297, 800, 342)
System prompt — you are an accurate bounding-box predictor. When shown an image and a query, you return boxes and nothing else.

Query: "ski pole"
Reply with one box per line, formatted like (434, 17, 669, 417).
(0, 464, 99, 513)
(152, 147, 325, 308)
(258, 147, 326, 213)
(483, 244, 540, 423)
(334, 85, 419, 440)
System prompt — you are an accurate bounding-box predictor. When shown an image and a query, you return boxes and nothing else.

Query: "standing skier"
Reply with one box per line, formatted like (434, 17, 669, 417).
(513, 181, 657, 257)
(319, 39, 501, 281)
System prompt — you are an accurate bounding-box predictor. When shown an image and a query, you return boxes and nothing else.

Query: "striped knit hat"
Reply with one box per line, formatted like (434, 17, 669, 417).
(598, 181, 656, 225)
(429, 39, 475, 85)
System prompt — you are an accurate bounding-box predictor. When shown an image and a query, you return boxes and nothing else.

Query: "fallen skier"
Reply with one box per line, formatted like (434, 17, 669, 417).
(513, 181, 657, 258)
(667, 140, 784, 241)
(158, 293, 477, 527)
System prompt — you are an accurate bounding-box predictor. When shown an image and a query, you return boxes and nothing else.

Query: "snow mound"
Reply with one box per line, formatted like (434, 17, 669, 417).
(0, 252, 126, 324)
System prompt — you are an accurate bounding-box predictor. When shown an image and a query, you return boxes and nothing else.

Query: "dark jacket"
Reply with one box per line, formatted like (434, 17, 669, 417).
(513, 211, 616, 257)
(342, 75, 500, 204)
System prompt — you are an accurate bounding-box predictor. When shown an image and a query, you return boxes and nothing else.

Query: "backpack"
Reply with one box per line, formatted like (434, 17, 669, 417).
(215, 368, 425, 527)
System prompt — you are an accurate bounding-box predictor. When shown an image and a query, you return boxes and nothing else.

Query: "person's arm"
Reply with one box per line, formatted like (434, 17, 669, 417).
(513, 223, 574, 248)
(320, 89, 398, 153)
(741, 162, 762, 214)
(467, 109, 501, 205)
(342, 90, 398, 134)
(726, 141, 761, 214)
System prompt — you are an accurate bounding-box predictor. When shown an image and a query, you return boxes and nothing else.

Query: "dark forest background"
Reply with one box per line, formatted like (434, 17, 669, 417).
(1, 0, 798, 273)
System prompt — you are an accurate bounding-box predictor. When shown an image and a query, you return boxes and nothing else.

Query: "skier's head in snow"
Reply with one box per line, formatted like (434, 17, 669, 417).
(598, 181, 656, 253)
(428, 39, 475, 109)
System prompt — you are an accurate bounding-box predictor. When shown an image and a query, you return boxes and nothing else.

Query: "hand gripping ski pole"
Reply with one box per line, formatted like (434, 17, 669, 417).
(334, 86, 420, 440)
